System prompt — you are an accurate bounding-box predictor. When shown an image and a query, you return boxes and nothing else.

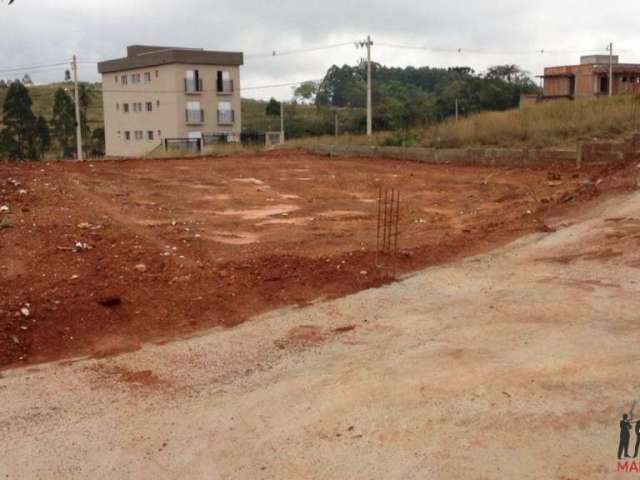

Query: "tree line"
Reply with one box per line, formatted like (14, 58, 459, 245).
(0, 81, 104, 161)
(275, 62, 540, 135)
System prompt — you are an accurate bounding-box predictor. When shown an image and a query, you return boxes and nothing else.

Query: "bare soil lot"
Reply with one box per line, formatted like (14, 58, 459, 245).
(0, 151, 633, 368)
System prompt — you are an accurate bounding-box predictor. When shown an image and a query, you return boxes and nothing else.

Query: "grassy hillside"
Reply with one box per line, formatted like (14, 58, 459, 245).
(0, 83, 104, 128)
(287, 95, 640, 150)
(0, 83, 364, 138)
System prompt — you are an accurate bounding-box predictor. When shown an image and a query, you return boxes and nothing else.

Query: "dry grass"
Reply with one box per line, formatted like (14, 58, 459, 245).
(424, 95, 640, 148)
(285, 95, 640, 150)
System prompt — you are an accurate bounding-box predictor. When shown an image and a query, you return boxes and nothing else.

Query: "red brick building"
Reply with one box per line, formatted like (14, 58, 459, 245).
(542, 55, 640, 99)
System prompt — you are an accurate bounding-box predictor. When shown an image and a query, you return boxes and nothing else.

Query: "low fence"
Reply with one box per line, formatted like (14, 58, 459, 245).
(306, 133, 640, 168)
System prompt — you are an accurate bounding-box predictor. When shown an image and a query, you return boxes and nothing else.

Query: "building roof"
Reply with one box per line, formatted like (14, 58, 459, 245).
(98, 45, 243, 74)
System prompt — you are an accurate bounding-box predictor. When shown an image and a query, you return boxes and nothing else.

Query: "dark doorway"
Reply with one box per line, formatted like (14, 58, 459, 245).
(600, 75, 609, 94)
(569, 76, 576, 97)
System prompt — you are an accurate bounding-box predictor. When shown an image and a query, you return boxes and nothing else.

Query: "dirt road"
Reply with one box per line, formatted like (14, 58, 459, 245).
(0, 151, 615, 368)
(1, 188, 639, 479)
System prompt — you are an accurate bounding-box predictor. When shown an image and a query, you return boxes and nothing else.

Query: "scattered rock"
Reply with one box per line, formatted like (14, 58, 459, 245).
(135, 264, 147, 273)
(334, 325, 356, 333)
(77, 222, 92, 230)
(20, 306, 30, 318)
(18, 189, 27, 195)
(360, 270, 368, 276)
(0, 205, 10, 214)
(74, 242, 92, 252)
(98, 296, 122, 308)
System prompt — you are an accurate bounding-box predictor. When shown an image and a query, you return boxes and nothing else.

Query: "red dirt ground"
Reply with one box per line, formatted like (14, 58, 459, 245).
(0, 151, 636, 368)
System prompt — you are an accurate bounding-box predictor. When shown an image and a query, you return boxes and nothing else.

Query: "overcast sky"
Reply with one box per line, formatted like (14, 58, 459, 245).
(1, 0, 639, 100)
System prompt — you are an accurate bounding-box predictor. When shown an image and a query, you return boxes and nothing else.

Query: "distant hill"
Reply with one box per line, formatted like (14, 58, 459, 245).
(0, 83, 363, 138)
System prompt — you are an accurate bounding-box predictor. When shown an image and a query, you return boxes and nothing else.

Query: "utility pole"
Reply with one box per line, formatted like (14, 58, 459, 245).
(334, 111, 339, 137)
(71, 55, 83, 161)
(358, 36, 374, 136)
(280, 101, 285, 144)
(455, 98, 459, 123)
(608, 42, 614, 97)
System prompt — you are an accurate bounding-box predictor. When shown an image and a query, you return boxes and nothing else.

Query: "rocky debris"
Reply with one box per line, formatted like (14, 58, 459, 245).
(135, 264, 147, 273)
(77, 222, 92, 230)
(18, 189, 28, 196)
(0, 205, 10, 214)
(97, 295, 122, 308)
(74, 242, 92, 252)
(19, 305, 30, 318)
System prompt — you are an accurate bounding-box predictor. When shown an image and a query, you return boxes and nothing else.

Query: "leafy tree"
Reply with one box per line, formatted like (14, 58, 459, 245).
(0, 80, 7, 89)
(50, 88, 76, 158)
(90, 127, 105, 157)
(34, 116, 50, 160)
(21, 74, 33, 86)
(0, 81, 40, 160)
(77, 83, 92, 145)
(265, 98, 281, 116)
(293, 81, 319, 104)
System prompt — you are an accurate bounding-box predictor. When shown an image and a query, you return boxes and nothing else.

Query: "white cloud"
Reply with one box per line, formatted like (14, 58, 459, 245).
(0, 0, 638, 99)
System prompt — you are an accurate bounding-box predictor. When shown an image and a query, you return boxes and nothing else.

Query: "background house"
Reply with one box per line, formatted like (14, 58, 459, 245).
(98, 45, 243, 157)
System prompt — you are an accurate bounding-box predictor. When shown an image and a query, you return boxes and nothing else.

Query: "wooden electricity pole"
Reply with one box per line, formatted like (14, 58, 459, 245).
(358, 36, 374, 136)
(71, 55, 83, 161)
(609, 42, 614, 97)
(280, 101, 285, 143)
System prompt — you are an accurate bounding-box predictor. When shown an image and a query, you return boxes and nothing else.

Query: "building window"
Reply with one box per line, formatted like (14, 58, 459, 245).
(115, 75, 118, 84)
(123, 103, 129, 113)
(144, 72, 151, 83)
(217, 101, 234, 124)
(134, 131, 143, 141)
(131, 73, 141, 84)
(121, 75, 128, 85)
(116, 103, 119, 111)
(186, 101, 203, 123)
(217, 71, 233, 93)
(157, 130, 162, 138)
(132, 102, 142, 113)
(147, 131, 154, 141)
(156, 100, 160, 108)
(124, 131, 131, 141)
(185, 70, 202, 92)
(146, 102, 153, 112)
(155, 70, 159, 78)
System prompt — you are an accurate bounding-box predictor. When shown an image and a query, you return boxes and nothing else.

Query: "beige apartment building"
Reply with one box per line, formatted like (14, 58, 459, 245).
(98, 45, 243, 157)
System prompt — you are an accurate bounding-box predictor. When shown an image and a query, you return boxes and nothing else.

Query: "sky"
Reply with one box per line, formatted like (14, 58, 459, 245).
(1, 0, 639, 100)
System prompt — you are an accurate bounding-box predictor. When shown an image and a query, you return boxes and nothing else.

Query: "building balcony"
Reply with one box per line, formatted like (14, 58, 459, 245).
(185, 78, 204, 94)
(217, 79, 234, 95)
(186, 109, 205, 125)
(217, 109, 235, 125)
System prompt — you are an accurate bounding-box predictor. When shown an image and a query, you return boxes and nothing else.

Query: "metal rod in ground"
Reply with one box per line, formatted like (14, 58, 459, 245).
(393, 190, 401, 279)
(387, 189, 395, 253)
(376, 186, 382, 268)
(382, 189, 389, 258)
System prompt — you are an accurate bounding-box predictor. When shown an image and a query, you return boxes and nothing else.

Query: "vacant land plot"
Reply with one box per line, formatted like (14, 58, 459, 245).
(0, 151, 632, 368)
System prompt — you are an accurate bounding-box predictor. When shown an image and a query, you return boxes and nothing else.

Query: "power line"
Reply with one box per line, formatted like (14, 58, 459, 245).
(376, 42, 623, 56)
(244, 42, 355, 60)
(0, 61, 70, 75)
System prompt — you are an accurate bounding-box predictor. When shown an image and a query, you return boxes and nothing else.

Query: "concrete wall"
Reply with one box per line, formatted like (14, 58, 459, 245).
(306, 134, 640, 168)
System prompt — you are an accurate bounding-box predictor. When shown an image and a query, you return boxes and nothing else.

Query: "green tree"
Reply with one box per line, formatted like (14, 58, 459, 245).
(265, 98, 281, 116)
(78, 83, 92, 146)
(50, 88, 76, 158)
(0, 81, 40, 160)
(35, 116, 51, 159)
(90, 127, 105, 157)
(293, 81, 319, 104)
